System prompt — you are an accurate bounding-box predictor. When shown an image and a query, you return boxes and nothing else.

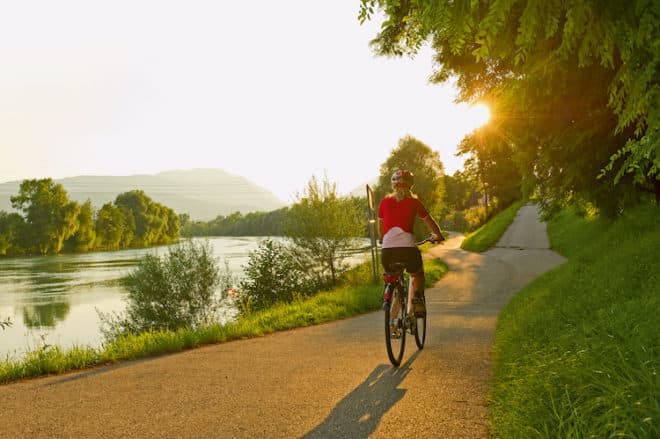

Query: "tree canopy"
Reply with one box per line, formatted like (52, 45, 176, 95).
(359, 0, 660, 214)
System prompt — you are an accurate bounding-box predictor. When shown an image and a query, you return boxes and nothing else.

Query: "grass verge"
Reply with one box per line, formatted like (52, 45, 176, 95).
(0, 256, 447, 384)
(461, 200, 526, 252)
(490, 203, 660, 438)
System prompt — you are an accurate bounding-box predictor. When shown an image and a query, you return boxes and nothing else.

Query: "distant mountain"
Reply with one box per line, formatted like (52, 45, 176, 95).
(0, 169, 286, 221)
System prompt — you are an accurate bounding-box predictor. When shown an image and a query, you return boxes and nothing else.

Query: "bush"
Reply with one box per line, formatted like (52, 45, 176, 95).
(238, 239, 322, 313)
(100, 240, 228, 339)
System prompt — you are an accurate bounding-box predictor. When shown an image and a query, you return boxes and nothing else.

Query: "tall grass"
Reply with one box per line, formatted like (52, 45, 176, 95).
(0, 257, 447, 384)
(461, 200, 526, 252)
(490, 203, 660, 438)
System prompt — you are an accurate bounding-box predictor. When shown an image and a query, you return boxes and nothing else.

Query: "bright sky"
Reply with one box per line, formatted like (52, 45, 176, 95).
(0, 1, 487, 203)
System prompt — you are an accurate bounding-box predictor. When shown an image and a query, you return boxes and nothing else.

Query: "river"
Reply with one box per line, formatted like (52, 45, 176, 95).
(0, 237, 275, 360)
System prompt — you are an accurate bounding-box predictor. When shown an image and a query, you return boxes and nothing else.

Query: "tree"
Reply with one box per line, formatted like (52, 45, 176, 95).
(10, 179, 80, 254)
(64, 200, 97, 252)
(95, 203, 128, 250)
(359, 0, 659, 213)
(0, 211, 26, 256)
(114, 190, 178, 247)
(457, 129, 522, 212)
(286, 175, 365, 286)
(444, 171, 481, 212)
(374, 135, 445, 222)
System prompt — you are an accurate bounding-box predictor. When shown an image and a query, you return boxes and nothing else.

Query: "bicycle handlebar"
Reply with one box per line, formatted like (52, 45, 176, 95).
(416, 235, 441, 246)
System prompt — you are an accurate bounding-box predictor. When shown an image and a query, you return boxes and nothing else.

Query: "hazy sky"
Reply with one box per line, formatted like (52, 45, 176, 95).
(0, 1, 487, 203)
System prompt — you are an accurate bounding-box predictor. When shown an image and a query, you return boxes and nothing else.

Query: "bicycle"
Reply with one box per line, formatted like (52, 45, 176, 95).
(381, 236, 435, 367)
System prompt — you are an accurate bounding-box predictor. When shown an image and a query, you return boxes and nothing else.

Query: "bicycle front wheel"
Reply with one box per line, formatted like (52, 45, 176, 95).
(384, 286, 406, 366)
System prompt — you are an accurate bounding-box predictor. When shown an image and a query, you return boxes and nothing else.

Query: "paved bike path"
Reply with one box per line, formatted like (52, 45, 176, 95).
(0, 204, 565, 438)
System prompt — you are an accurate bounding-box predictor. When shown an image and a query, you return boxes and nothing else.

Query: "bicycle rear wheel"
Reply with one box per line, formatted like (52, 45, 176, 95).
(414, 297, 427, 349)
(384, 286, 406, 366)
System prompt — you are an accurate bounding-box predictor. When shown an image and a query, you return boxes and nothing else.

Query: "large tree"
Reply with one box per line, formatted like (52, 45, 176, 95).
(359, 0, 660, 213)
(10, 179, 80, 254)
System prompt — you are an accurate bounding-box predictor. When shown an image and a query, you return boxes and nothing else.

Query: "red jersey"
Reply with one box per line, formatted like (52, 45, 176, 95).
(378, 196, 429, 236)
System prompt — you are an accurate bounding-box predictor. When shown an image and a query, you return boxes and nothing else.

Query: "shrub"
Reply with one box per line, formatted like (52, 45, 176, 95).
(463, 205, 489, 231)
(100, 240, 228, 339)
(238, 239, 321, 313)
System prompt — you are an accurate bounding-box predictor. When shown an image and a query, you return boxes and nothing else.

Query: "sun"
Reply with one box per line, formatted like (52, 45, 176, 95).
(468, 103, 491, 129)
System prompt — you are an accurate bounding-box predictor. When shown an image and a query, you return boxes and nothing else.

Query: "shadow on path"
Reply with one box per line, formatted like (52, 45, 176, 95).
(301, 352, 420, 439)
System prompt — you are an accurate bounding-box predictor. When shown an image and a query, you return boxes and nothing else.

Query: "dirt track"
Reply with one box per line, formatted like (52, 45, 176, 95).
(0, 204, 565, 438)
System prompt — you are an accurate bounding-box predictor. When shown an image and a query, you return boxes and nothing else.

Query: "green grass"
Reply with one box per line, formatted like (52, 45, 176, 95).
(0, 257, 447, 384)
(461, 200, 526, 252)
(490, 203, 660, 438)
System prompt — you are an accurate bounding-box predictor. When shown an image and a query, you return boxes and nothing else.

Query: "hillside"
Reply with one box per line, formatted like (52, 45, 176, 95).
(0, 169, 285, 221)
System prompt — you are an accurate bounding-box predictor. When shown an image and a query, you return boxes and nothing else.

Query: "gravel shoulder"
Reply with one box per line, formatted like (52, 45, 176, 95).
(0, 204, 565, 438)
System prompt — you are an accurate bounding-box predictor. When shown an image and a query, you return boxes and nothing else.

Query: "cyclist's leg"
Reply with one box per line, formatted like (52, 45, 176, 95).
(406, 248, 425, 315)
(411, 271, 425, 298)
(406, 247, 424, 313)
(382, 248, 402, 323)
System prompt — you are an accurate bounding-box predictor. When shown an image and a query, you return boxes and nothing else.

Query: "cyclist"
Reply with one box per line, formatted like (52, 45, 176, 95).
(378, 169, 444, 319)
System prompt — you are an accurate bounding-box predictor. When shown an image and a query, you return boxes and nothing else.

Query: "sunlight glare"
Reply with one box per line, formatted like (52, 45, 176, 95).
(469, 103, 491, 129)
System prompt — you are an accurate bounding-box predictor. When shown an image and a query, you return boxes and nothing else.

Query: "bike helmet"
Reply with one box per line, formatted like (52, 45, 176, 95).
(391, 170, 414, 188)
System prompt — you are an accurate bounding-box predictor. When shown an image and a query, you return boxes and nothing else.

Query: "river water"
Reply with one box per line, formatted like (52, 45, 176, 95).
(0, 237, 273, 360)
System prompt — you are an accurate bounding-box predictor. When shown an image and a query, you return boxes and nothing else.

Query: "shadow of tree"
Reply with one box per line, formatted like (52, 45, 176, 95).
(301, 352, 419, 439)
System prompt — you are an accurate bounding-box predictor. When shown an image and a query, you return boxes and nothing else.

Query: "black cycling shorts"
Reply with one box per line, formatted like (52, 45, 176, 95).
(381, 247, 423, 274)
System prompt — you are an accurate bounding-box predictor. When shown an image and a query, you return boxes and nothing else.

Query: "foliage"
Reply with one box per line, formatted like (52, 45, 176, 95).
(182, 207, 290, 237)
(492, 203, 659, 437)
(458, 130, 522, 211)
(374, 135, 446, 217)
(286, 175, 365, 286)
(443, 170, 482, 212)
(238, 239, 317, 313)
(64, 200, 96, 252)
(461, 200, 525, 252)
(0, 179, 180, 256)
(115, 190, 179, 247)
(358, 0, 660, 215)
(0, 211, 26, 256)
(99, 240, 227, 339)
(10, 179, 80, 254)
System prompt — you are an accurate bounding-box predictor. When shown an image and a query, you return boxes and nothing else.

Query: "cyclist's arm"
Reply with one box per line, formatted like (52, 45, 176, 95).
(378, 218, 384, 241)
(422, 215, 444, 242)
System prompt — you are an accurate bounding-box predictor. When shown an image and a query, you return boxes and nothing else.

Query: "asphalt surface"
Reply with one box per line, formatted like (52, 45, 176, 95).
(0, 204, 566, 438)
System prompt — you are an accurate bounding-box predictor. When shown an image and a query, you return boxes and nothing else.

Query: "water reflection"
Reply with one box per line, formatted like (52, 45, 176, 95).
(22, 301, 71, 328)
